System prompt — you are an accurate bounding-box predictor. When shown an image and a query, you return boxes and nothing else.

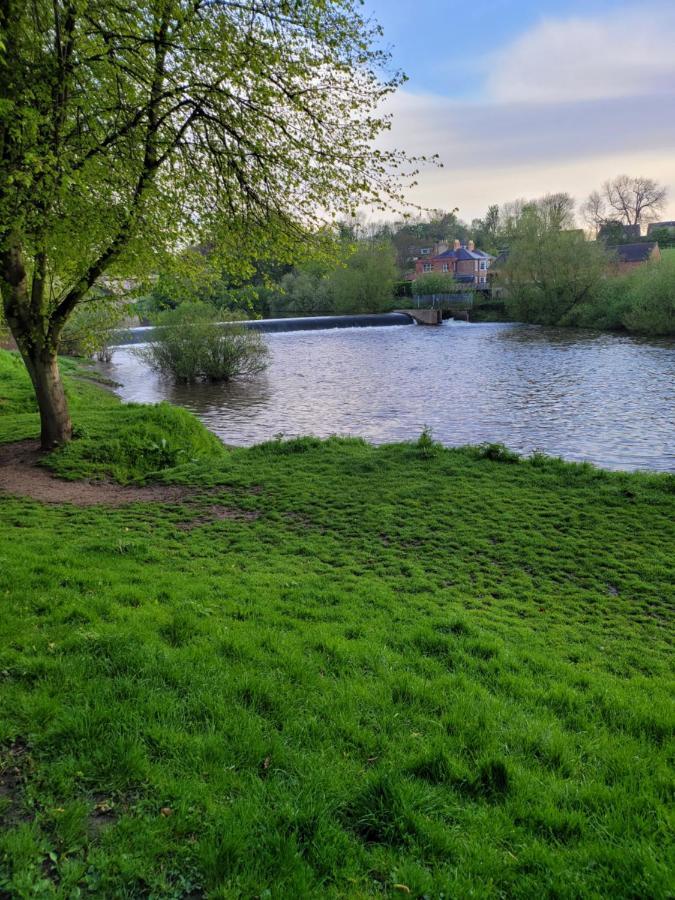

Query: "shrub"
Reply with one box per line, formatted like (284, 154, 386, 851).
(141, 304, 268, 383)
(621, 254, 675, 335)
(476, 442, 520, 464)
(416, 425, 440, 459)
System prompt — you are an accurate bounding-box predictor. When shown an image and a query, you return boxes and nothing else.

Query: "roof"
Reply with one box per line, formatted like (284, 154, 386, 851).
(611, 242, 658, 263)
(432, 246, 494, 262)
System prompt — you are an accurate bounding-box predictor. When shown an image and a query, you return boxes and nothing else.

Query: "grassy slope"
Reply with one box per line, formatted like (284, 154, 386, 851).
(0, 350, 673, 898)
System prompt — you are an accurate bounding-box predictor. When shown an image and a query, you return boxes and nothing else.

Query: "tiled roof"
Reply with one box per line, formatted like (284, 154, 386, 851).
(611, 242, 658, 263)
(432, 246, 494, 262)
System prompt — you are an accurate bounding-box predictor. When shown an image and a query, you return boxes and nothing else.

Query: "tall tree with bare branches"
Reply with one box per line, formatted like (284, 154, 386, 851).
(0, 0, 419, 447)
(582, 176, 668, 232)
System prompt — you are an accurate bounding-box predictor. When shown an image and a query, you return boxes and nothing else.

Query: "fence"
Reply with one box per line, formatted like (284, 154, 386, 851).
(411, 292, 475, 310)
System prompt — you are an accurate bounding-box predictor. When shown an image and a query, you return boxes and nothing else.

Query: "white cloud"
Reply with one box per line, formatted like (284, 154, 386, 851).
(377, 3, 675, 222)
(486, 4, 675, 103)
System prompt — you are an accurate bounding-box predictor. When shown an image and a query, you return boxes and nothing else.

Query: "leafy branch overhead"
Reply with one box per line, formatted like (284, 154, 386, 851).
(0, 0, 423, 446)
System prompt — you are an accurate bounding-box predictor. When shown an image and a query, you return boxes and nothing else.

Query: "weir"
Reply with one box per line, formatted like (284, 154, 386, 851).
(114, 312, 415, 345)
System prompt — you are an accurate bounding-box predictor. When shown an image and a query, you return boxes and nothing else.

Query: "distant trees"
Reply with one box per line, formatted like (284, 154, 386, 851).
(470, 205, 501, 254)
(581, 176, 668, 232)
(275, 239, 398, 315)
(329, 241, 398, 314)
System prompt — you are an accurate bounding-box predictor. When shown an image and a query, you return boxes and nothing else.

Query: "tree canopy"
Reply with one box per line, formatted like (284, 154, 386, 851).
(0, 0, 417, 445)
(501, 202, 607, 326)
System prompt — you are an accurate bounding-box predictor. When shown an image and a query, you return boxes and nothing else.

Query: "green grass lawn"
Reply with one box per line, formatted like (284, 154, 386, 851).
(0, 350, 673, 898)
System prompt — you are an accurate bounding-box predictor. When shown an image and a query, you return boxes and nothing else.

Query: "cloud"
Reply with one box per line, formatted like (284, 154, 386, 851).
(486, 4, 675, 103)
(377, 3, 675, 221)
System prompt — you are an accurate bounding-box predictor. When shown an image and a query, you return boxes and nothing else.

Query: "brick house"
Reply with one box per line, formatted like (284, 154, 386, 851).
(413, 239, 493, 285)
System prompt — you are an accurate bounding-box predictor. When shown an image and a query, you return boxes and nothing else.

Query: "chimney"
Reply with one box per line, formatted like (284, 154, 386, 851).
(468, 240, 475, 251)
(453, 239, 461, 251)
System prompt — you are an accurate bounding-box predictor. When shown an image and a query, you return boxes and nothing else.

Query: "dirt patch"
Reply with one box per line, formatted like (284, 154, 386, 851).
(0, 440, 194, 506)
(175, 503, 261, 530)
(87, 794, 119, 837)
(0, 738, 33, 828)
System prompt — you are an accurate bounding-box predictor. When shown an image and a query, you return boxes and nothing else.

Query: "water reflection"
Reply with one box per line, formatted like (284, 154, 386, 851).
(100, 322, 675, 472)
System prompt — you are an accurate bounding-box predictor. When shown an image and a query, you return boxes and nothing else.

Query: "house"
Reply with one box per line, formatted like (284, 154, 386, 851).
(610, 242, 661, 272)
(413, 239, 494, 286)
(647, 221, 675, 236)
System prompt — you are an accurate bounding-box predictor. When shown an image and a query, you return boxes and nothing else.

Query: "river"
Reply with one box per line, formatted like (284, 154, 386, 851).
(101, 321, 675, 472)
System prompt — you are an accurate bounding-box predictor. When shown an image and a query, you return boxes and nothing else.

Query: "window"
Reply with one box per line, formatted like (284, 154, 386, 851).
(442, 263, 449, 272)
(423, 263, 432, 272)
(420, 247, 431, 255)
(479, 260, 487, 270)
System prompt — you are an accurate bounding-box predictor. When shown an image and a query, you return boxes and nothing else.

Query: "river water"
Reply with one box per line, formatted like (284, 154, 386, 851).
(102, 321, 675, 472)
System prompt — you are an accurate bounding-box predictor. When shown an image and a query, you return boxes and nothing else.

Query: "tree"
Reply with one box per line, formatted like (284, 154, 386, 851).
(580, 190, 606, 232)
(537, 192, 576, 231)
(277, 265, 332, 315)
(502, 204, 608, 325)
(582, 176, 668, 231)
(329, 239, 398, 313)
(412, 273, 465, 297)
(0, 0, 416, 447)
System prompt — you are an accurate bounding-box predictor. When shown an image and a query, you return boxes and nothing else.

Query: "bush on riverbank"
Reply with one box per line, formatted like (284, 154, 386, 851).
(503, 249, 675, 336)
(0, 350, 673, 897)
(563, 253, 675, 336)
(141, 304, 269, 383)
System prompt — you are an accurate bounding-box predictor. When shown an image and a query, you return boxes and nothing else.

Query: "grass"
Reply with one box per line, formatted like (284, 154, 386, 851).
(1, 350, 674, 898)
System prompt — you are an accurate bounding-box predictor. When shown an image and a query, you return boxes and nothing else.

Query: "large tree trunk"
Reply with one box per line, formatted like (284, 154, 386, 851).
(2, 241, 73, 449)
(22, 348, 72, 449)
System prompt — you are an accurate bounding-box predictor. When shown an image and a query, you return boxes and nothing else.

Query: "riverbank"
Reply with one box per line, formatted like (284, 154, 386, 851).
(1, 349, 673, 897)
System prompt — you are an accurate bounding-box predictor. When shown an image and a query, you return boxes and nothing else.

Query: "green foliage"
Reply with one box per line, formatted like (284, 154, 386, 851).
(412, 273, 467, 297)
(60, 291, 129, 361)
(276, 264, 333, 315)
(329, 240, 398, 314)
(502, 205, 608, 325)
(0, 367, 673, 895)
(620, 254, 675, 335)
(48, 402, 227, 483)
(416, 425, 440, 459)
(141, 304, 269, 383)
(474, 442, 521, 464)
(564, 254, 675, 336)
(273, 239, 398, 316)
(0, 348, 226, 479)
(0, 349, 38, 416)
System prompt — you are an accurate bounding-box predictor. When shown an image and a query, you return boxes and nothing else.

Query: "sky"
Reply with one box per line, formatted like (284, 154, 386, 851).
(362, 0, 675, 225)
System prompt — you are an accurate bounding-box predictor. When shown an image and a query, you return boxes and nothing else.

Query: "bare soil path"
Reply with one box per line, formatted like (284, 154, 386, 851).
(0, 440, 192, 506)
